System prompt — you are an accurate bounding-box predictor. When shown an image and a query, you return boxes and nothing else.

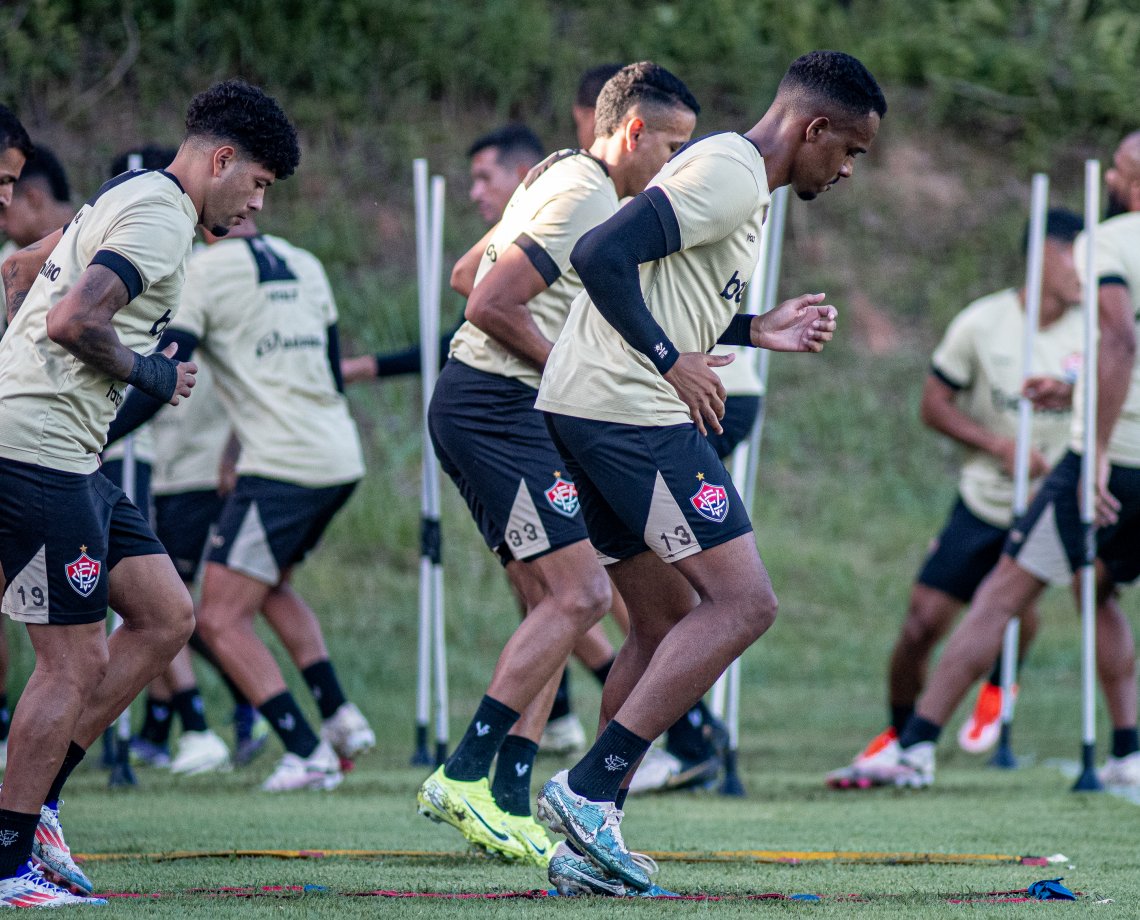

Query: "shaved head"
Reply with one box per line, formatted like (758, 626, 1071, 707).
(1106, 130, 1140, 218)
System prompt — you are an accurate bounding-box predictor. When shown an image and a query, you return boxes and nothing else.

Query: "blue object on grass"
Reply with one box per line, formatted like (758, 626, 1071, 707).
(303, 884, 328, 892)
(789, 893, 821, 901)
(1027, 878, 1076, 901)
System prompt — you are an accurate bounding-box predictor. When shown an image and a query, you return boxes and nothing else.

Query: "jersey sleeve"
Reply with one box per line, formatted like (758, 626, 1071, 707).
(1077, 225, 1131, 288)
(172, 255, 211, 339)
(515, 182, 615, 285)
(930, 309, 977, 389)
(655, 153, 762, 251)
(90, 197, 193, 300)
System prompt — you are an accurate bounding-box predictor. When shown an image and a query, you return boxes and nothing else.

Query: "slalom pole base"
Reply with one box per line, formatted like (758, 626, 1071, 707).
(1071, 742, 1103, 792)
(718, 747, 745, 797)
(107, 737, 137, 788)
(988, 725, 1017, 769)
(433, 741, 448, 768)
(410, 725, 431, 767)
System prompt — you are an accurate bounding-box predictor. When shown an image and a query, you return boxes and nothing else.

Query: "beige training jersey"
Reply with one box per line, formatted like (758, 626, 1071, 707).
(932, 288, 1083, 527)
(712, 344, 764, 396)
(150, 358, 231, 495)
(0, 170, 196, 473)
(172, 234, 364, 487)
(1072, 211, 1140, 466)
(101, 421, 156, 466)
(450, 150, 619, 390)
(537, 133, 770, 425)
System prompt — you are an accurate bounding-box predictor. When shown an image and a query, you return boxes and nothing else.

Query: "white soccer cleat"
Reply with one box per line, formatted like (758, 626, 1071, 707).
(627, 746, 682, 796)
(170, 730, 231, 776)
(1099, 751, 1140, 787)
(261, 739, 343, 792)
(0, 861, 106, 908)
(826, 727, 900, 789)
(890, 741, 936, 788)
(320, 702, 375, 761)
(540, 714, 587, 755)
(32, 802, 94, 896)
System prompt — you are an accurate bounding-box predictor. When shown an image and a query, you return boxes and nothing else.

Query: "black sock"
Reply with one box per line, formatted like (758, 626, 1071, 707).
(1112, 727, 1139, 758)
(549, 671, 572, 721)
(665, 701, 714, 761)
(0, 809, 39, 879)
(140, 695, 174, 745)
(188, 629, 249, 707)
(567, 720, 651, 802)
(889, 704, 914, 737)
(301, 660, 349, 721)
(615, 788, 629, 810)
(259, 691, 319, 757)
(445, 696, 520, 782)
(898, 715, 942, 750)
(591, 658, 614, 686)
(172, 688, 209, 733)
(491, 735, 538, 816)
(45, 741, 86, 808)
(985, 654, 1004, 687)
(0, 694, 9, 743)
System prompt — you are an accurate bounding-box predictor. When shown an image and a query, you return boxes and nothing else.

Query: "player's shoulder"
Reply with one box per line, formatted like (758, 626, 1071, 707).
(1096, 210, 1140, 244)
(86, 169, 188, 216)
(259, 233, 326, 280)
(524, 149, 609, 189)
(957, 287, 1020, 325)
(668, 132, 761, 172)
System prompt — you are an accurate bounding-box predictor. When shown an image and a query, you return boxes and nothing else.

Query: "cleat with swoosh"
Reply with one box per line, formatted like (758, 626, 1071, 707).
(500, 812, 554, 866)
(417, 766, 528, 861)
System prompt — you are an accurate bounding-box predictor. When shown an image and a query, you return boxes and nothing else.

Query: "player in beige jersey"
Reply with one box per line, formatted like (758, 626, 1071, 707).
(417, 63, 699, 866)
(827, 210, 1086, 789)
(883, 132, 1140, 791)
(530, 52, 884, 896)
(108, 218, 372, 793)
(0, 81, 298, 905)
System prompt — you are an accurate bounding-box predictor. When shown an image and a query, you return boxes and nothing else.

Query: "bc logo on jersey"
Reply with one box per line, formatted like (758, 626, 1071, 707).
(65, 549, 101, 597)
(545, 474, 580, 518)
(690, 482, 729, 523)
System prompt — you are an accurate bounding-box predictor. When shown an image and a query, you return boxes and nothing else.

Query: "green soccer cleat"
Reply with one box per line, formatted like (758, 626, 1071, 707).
(417, 766, 529, 861)
(500, 812, 554, 866)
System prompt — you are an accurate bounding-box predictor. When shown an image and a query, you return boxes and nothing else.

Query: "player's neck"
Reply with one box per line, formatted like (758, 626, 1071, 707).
(1022, 285, 1069, 328)
(743, 111, 793, 191)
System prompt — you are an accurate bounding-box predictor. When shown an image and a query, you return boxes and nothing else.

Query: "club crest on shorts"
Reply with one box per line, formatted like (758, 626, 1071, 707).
(545, 472, 580, 518)
(690, 474, 729, 523)
(65, 546, 101, 597)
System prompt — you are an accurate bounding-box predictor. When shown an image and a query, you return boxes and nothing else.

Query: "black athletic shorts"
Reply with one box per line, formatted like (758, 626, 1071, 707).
(705, 395, 762, 461)
(1006, 450, 1140, 586)
(429, 360, 589, 564)
(154, 490, 226, 583)
(206, 476, 356, 586)
(0, 456, 165, 625)
(544, 412, 754, 565)
(916, 496, 1007, 603)
(100, 457, 153, 524)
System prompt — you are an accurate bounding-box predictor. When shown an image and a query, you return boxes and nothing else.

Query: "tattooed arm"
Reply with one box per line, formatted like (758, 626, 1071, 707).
(2, 228, 63, 323)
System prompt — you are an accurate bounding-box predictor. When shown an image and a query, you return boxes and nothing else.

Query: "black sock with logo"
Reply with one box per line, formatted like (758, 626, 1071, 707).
(44, 741, 86, 810)
(898, 715, 942, 750)
(665, 701, 714, 761)
(567, 720, 650, 802)
(549, 671, 572, 721)
(140, 694, 173, 745)
(591, 658, 614, 686)
(491, 735, 538, 816)
(258, 691, 319, 757)
(444, 696, 519, 782)
(890, 704, 914, 737)
(0, 694, 10, 743)
(172, 688, 208, 733)
(1112, 727, 1139, 759)
(0, 809, 39, 879)
(301, 660, 348, 721)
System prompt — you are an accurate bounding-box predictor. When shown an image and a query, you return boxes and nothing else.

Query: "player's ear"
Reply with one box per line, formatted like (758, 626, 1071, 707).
(625, 117, 645, 151)
(211, 145, 237, 177)
(804, 116, 829, 144)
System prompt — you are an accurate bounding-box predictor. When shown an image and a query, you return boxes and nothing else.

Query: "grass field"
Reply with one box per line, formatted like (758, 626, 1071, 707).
(11, 334, 1139, 917)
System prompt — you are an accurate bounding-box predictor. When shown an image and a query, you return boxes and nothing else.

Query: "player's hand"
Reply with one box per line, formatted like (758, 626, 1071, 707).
(163, 341, 197, 406)
(1094, 453, 1121, 528)
(341, 354, 378, 384)
(753, 293, 837, 352)
(1023, 375, 1073, 411)
(664, 352, 733, 436)
(993, 437, 1050, 479)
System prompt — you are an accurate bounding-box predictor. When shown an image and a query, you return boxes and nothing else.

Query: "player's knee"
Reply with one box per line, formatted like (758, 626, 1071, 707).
(738, 584, 777, 642)
(562, 573, 611, 630)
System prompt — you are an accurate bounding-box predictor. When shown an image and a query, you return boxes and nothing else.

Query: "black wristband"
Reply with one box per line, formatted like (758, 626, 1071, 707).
(650, 341, 679, 374)
(126, 351, 179, 403)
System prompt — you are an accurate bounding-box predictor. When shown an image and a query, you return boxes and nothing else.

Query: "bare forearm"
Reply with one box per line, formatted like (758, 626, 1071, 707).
(45, 265, 135, 379)
(1096, 334, 1136, 453)
(467, 301, 552, 372)
(925, 403, 1003, 455)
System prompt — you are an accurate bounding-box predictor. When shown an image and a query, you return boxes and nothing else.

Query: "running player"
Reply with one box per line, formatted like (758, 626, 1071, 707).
(532, 51, 883, 896)
(0, 80, 298, 906)
(870, 131, 1140, 790)
(827, 209, 1085, 789)
(416, 62, 700, 865)
(109, 217, 374, 792)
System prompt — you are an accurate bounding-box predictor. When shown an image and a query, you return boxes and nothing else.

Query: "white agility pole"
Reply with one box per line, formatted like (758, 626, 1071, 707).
(1073, 159, 1103, 792)
(991, 172, 1049, 769)
(711, 185, 789, 796)
(412, 159, 449, 766)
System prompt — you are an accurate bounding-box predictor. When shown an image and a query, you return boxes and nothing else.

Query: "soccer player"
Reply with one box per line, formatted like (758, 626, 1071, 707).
(416, 62, 700, 865)
(0, 80, 298, 906)
(108, 216, 374, 792)
(531, 51, 883, 896)
(826, 209, 1085, 789)
(870, 131, 1140, 790)
(572, 64, 623, 150)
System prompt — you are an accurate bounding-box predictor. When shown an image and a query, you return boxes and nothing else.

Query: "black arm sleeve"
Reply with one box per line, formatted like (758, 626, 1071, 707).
(715, 313, 757, 346)
(373, 326, 456, 378)
(327, 323, 344, 394)
(104, 328, 200, 446)
(570, 187, 684, 375)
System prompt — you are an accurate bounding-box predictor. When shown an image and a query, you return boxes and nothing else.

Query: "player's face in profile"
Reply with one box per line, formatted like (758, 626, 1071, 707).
(204, 153, 275, 236)
(1104, 148, 1136, 219)
(469, 148, 519, 224)
(791, 112, 879, 202)
(624, 106, 697, 195)
(1042, 238, 1081, 306)
(1, 187, 39, 248)
(0, 146, 27, 214)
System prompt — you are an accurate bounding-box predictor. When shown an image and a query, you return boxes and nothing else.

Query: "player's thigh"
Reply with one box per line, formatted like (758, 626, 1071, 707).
(608, 550, 697, 645)
(199, 562, 273, 623)
(153, 490, 225, 583)
(1006, 451, 1084, 584)
(1094, 462, 1140, 586)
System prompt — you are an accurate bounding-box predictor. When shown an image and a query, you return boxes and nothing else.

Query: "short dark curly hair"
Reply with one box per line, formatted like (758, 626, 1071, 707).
(0, 104, 33, 159)
(185, 79, 300, 180)
(779, 51, 887, 121)
(594, 62, 700, 138)
(16, 144, 70, 202)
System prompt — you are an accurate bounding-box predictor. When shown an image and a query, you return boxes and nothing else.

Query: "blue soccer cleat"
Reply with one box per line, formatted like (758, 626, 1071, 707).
(548, 842, 673, 897)
(536, 770, 650, 891)
(32, 801, 95, 897)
